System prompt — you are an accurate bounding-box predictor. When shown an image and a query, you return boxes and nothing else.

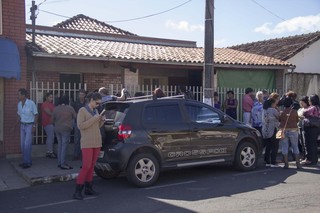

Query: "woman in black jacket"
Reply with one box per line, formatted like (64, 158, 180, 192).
(302, 94, 320, 166)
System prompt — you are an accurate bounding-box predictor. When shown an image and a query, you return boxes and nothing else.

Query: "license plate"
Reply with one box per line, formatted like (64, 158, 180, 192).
(98, 151, 104, 158)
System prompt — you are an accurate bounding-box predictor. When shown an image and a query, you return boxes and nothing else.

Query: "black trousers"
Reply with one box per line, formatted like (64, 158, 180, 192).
(298, 127, 307, 158)
(304, 127, 320, 164)
(264, 129, 279, 164)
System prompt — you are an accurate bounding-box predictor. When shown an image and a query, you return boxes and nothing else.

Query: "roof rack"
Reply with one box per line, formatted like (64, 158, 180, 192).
(126, 94, 185, 101)
(101, 94, 187, 106)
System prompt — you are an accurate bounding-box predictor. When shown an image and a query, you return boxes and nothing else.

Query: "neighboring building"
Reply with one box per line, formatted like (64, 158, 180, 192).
(230, 31, 320, 96)
(0, 0, 26, 157)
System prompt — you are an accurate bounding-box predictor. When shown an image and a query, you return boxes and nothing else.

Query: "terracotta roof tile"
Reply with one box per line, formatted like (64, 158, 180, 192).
(54, 14, 136, 36)
(26, 32, 292, 67)
(229, 31, 320, 60)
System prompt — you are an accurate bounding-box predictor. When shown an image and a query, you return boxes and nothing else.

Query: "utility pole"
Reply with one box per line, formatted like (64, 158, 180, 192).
(203, 0, 214, 106)
(30, 0, 37, 98)
(30, 1, 37, 44)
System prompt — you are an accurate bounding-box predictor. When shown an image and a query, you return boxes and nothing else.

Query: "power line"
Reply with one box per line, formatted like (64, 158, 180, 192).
(45, 0, 72, 4)
(250, 0, 311, 32)
(39, 9, 71, 19)
(38, 0, 48, 8)
(38, 0, 192, 23)
(106, 0, 192, 23)
(250, 0, 286, 22)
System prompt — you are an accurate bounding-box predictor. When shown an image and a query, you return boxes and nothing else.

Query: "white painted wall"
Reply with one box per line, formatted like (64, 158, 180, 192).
(124, 68, 139, 85)
(288, 40, 320, 73)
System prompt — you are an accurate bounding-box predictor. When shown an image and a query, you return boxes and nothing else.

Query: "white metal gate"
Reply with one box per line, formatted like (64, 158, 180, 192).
(30, 81, 87, 145)
(29, 82, 277, 145)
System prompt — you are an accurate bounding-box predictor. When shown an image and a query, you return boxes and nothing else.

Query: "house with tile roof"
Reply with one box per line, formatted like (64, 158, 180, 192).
(0, 8, 294, 156)
(230, 31, 320, 97)
(25, 14, 293, 95)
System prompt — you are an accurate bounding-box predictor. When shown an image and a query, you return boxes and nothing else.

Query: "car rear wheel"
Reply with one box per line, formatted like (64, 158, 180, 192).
(127, 153, 160, 187)
(234, 142, 257, 171)
(94, 167, 121, 179)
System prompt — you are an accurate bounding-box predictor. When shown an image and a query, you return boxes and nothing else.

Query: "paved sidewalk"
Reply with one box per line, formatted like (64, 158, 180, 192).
(0, 159, 29, 191)
(0, 157, 82, 191)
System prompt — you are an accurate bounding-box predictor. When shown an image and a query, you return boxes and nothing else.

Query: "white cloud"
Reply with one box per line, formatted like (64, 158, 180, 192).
(165, 20, 204, 32)
(254, 13, 320, 35)
(214, 39, 226, 47)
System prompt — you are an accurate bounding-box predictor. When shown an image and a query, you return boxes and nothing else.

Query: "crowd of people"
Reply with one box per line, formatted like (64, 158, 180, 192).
(216, 88, 320, 169)
(15, 86, 319, 199)
(15, 87, 127, 200)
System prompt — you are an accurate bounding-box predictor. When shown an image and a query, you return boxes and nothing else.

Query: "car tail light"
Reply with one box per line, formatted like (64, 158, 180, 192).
(118, 124, 132, 140)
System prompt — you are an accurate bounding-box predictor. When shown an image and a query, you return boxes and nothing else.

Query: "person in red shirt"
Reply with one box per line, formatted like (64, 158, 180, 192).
(242, 88, 254, 125)
(41, 92, 56, 158)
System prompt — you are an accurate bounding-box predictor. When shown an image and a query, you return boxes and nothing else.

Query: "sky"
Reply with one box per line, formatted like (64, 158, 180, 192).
(25, 0, 320, 47)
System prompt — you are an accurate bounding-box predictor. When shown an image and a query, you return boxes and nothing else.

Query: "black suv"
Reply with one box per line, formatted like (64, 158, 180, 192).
(95, 97, 263, 187)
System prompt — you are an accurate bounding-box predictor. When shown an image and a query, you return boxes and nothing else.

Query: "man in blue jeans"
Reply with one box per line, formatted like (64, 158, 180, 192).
(16, 88, 38, 169)
(53, 95, 77, 170)
(72, 89, 87, 161)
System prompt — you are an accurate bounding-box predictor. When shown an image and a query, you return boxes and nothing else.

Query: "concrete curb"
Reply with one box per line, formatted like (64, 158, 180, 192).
(26, 173, 79, 186)
(8, 157, 82, 186)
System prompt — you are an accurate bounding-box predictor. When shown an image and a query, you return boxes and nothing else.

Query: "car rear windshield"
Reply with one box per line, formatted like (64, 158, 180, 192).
(104, 103, 130, 125)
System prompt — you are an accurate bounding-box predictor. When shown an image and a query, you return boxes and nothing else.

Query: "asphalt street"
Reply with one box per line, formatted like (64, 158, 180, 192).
(0, 164, 319, 213)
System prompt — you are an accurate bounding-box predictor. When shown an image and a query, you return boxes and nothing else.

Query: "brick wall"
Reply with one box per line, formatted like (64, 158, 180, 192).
(84, 73, 122, 92)
(30, 70, 60, 84)
(30, 71, 122, 93)
(1, 0, 26, 156)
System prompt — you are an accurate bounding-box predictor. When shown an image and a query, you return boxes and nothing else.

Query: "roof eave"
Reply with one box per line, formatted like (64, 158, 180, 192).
(31, 52, 203, 67)
(26, 25, 197, 48)
(215, 63, 294, 70)
(31, 52, 294, 70)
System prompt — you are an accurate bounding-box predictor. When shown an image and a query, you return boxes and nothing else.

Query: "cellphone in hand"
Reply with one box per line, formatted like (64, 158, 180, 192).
(100, 109, 107, 116)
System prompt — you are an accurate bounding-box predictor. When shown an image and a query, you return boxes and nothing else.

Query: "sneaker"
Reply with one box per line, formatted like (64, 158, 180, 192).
(60, 164, 73, 170)
(19, 163, 26, 167)
(46, 152, 57, 159)
(265, 163, 271, 167)
(300, 159, 312, 164)
(22, 164, 31, 169)
(270, 164, 281, 168)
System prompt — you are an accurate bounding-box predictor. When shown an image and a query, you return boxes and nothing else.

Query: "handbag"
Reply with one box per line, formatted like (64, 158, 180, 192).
(304, 116, 320, 128)
(276, 129, 284, 139)
(276, 107, 293, 140)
